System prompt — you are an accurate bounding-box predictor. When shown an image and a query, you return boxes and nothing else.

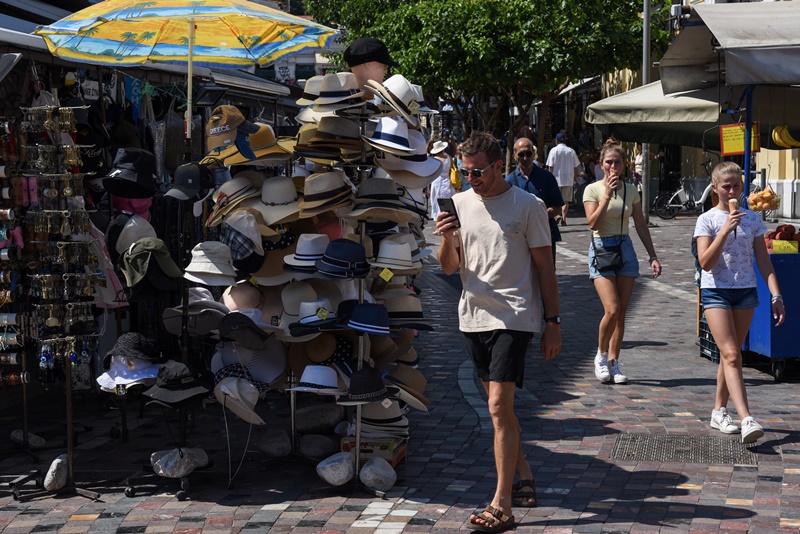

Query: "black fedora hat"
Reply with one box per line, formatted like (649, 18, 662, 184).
(143, 360, 209, 405)
(338, 364, 392, 406)
(346, 303, 398, 337)
(103, 148, 157, 199)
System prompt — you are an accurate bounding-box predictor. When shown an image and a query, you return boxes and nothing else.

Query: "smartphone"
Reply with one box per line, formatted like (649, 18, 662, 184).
(437, 198, 460, 228)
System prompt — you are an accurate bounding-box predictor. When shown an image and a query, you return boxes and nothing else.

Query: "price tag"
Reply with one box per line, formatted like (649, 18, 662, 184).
(316, 307, 330, 320)
(379, 268, 394, 282)
(248, 277, 259, 287)
(381, 397, 394, 409)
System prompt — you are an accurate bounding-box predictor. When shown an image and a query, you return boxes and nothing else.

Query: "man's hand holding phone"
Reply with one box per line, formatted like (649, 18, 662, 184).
(435, 198, 460, 236)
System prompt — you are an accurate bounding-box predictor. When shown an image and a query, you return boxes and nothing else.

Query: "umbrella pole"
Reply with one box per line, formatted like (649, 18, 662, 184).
(184, 19, 195, 163)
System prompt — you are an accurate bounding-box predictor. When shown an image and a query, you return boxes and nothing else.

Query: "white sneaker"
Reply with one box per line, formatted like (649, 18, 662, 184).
(741, 417, 764, 444)
(594, 350, 610, 382)
(710, 409, 740, 434)
(608, 360, 628, 384)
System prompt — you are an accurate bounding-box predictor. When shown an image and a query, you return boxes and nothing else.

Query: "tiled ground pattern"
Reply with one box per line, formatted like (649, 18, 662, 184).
(2, 214, 800, 533)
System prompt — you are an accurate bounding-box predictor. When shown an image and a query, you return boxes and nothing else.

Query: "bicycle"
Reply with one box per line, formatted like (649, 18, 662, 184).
(652, 159, 715, 220)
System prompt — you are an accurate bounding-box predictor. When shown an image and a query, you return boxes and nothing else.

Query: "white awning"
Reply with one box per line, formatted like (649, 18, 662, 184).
(660, 2, 800, 94)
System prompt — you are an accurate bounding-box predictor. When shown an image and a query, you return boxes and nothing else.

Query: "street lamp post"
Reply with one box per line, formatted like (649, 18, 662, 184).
(642, 0, 651, 224)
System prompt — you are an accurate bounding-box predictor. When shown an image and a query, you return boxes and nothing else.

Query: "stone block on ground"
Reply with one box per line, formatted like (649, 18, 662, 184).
(359, 457, 396, 492)
(316, 451, 355, 486)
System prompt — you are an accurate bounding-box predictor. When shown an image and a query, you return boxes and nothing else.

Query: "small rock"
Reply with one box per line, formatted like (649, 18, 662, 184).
(151, 448, 208, 478)
(359, 457, 396, 492)
(43, 454, 68, 491)
(295, 403, 345, 433)
(10, 430, 46, 450)
(298, 434, 338, 459)
(257, 429, 292, 457)
(316, 451, 355, 486)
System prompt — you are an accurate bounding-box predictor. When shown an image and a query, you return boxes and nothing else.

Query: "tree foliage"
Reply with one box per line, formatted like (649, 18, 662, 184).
(305, 0, 670, 151)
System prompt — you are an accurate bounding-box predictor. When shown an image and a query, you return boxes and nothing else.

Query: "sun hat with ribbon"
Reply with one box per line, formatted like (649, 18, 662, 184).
(237, 175, 302, 227)
(142, 360, 209, 406)
(214, 376, 265, 425)
(368, 239, 422, 276)
(383, 294, 433, 331)
(312, 72, 364, 106)
(283, 233, 330, 270)
(308, 116, 363, 149)
(205, 172, 264, 227)
(340, 178, 414, 224)
(276, 281, 318, 337)
(337, 364, 392, 406)
(367, 74, 421, 128)
(183, 241, 237, 287)
(384, 364, 430, 408)
(363, 117, 414, 156)
(411, 84, 437, 114)
(162, 287, 230, 336)
(360, 400, 409, 427)
(296, 75, 325, 106)
(315, 239, 370, 279)
(375, 131, 442, 188)
(286, 365, 345, 395)
(298, 171, 353, 211)
(295, 105, 336, 125)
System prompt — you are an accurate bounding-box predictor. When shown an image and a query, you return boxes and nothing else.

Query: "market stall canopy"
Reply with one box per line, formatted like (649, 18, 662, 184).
(660, 2, 800, 95)
(585, 81, 800, 151)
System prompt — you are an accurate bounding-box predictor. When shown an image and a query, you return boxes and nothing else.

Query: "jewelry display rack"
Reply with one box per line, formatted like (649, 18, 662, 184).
(9, 104, 101, 502)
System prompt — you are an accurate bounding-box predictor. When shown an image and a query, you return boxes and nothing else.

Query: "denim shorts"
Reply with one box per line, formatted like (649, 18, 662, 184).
(701, 287, 759, 310)
(588, 235, 640, 280)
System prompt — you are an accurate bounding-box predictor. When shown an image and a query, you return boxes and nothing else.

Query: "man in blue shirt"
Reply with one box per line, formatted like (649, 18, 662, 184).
(506, 137, 564, 266)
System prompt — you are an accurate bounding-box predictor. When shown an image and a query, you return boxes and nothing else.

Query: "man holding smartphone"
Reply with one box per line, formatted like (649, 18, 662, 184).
(436, 132, 561, 533)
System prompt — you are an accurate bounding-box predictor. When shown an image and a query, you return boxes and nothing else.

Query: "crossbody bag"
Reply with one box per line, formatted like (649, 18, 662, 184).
(591, 183, 626, 272)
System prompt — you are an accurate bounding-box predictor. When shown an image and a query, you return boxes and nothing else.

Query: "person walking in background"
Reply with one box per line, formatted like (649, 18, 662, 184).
(437, 132, 560, 533)
(546, 133, 582, 226)
(456, 142, 471, 191)
(428, 140, 457, 222)
(694, 161, 785, 444)
(506, 137, 564, 267)
(583, 138, 662, 385)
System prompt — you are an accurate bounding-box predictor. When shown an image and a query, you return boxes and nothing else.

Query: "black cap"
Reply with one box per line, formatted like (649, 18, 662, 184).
(103, 148, 157, 199)
(344, 37, 399, 68)
(166, 163, 214, 200)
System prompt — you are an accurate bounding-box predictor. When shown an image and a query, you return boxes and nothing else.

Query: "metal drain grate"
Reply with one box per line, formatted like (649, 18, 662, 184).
(610, 434, 758, 465)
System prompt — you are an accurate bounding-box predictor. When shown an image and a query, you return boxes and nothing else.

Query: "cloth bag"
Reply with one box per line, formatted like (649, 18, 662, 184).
(591, 181, 626, 272)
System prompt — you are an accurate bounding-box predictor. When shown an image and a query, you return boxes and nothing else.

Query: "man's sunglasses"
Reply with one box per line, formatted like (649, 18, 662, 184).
(459, 163, 494, 179)
(516, 151, 533, 158)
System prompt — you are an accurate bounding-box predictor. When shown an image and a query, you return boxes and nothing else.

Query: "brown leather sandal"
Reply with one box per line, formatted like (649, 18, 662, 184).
(511, 479, 538, 507)
(467, 505, 515, 532)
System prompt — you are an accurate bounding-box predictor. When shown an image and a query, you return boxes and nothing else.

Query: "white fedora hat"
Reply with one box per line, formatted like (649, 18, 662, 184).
(238, 175, 302, 227)
(367, 74, 420, 128)
(286, 364, 345, 395)
(363, 117, 414, 155)
(214, 376, 265, 425)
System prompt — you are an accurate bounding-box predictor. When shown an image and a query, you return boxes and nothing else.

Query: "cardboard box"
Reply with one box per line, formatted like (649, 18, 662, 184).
(340, 437, 407, 467)
(773, 240, 798, 254)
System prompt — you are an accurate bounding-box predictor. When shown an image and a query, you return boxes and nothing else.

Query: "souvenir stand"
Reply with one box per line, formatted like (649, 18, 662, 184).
(147, 70, 439, 496)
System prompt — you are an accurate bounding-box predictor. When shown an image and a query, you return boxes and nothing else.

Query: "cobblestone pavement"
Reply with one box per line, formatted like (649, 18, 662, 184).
(3, 212, 800, 533)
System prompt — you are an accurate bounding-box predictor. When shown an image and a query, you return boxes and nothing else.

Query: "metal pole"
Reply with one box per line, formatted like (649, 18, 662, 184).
(744, 86, 753, 198)
(642, 0, 651, 224)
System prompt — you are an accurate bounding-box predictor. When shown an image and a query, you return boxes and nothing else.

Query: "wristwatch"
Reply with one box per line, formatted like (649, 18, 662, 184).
(545, 316, 561, 324)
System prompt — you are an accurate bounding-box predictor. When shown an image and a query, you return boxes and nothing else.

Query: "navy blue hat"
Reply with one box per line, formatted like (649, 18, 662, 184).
(315, 239, 370, 279)
(347, 303, 398, 337)
(555, 133, 566, 142)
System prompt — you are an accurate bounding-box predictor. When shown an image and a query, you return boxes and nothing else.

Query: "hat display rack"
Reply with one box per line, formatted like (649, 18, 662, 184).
(0, 101, 104, 501)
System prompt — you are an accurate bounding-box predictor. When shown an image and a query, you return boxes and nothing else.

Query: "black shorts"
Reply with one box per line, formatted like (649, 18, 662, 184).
(463, 329, 532, 387)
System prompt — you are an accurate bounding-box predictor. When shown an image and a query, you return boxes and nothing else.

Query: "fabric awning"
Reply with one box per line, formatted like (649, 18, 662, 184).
(660, 2, 800, 94)
(585, 81, 800, 150)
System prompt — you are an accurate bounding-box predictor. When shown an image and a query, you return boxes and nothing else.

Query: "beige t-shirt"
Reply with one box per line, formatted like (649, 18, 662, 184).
(452, 186, 551, 333)
(583, 181, 638, 237)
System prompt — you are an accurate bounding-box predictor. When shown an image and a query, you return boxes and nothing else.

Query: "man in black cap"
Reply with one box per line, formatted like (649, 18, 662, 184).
(343, 37, 398, 101)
